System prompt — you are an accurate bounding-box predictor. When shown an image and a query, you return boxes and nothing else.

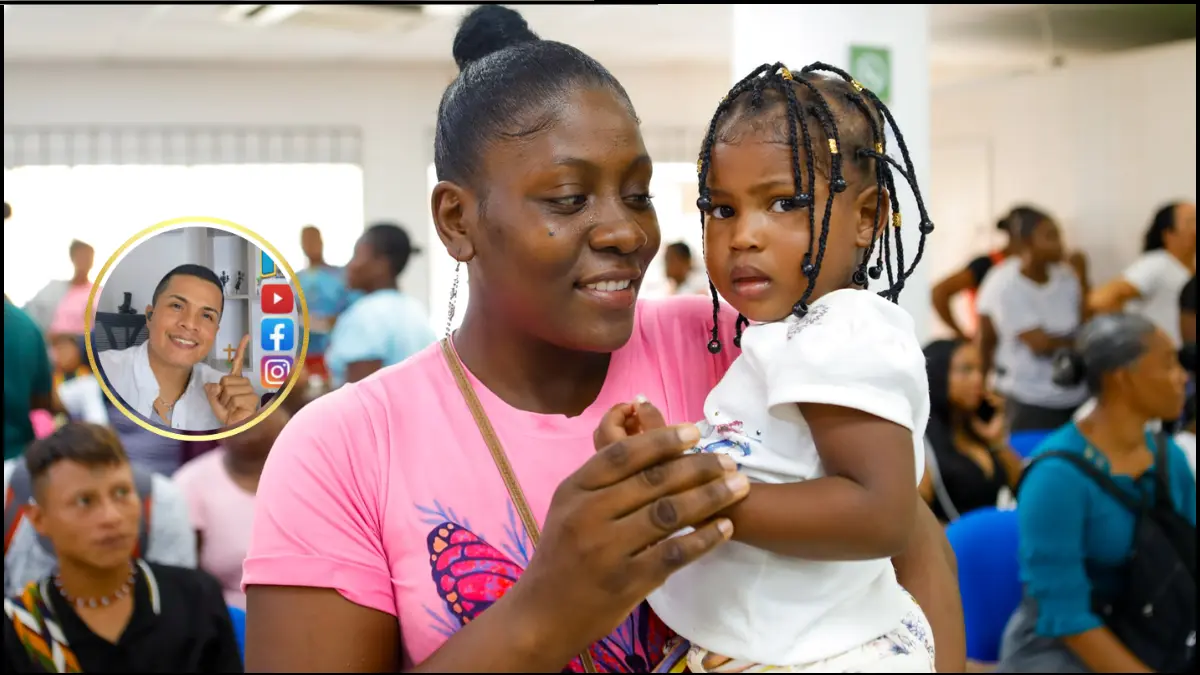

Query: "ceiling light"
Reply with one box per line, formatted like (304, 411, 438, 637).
(422, 4, 473, 19)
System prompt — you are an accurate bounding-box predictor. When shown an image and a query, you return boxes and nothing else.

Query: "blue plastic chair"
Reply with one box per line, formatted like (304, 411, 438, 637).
(945, 507, 1023, 664)
(228, 605, 247, 664)
(1008, 430, 1052, 459)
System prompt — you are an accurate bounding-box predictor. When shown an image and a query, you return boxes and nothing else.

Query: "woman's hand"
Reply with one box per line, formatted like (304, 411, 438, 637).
(971, 393, 1008, 446)
(504, 400, 747, 670)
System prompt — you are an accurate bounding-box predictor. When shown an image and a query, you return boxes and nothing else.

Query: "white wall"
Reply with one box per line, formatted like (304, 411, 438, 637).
(733, 4, 934, 341)
(929, 40, 1197, 317)
(98, 229, 193, 315)
(4, 62, 729, 312)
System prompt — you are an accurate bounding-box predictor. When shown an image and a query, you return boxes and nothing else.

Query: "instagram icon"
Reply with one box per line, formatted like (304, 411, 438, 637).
(260, 355, 294, 389)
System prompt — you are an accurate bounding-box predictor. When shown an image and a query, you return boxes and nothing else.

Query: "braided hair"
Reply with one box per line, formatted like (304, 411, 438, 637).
(696, 63, 934, 354)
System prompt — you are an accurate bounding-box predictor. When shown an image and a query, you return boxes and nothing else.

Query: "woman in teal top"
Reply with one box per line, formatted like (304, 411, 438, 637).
(325, 223, 436, 386)
(999, 313, 1195, 673)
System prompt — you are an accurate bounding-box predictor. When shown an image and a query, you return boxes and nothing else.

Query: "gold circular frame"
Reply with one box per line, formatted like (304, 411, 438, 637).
(84, 216, 310, 442)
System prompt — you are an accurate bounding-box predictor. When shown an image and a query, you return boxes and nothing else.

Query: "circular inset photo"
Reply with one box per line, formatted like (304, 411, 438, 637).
(86, 217, 309, 441)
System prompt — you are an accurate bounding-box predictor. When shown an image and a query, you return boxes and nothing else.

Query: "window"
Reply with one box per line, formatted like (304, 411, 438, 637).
(3, 164, 364, 308)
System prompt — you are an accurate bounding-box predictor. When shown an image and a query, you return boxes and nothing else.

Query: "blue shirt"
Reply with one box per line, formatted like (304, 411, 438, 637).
(1017, 422, 1197, 638)
(324, 289, 436, 387)
(296, 265, 353, 356)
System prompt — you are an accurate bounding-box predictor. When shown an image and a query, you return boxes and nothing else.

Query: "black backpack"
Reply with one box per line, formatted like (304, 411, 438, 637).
(1024, 435, 1196, 673)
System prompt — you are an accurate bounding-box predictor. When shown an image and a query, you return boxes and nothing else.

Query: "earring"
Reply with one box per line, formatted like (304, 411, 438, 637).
(445, 261, 461, 338)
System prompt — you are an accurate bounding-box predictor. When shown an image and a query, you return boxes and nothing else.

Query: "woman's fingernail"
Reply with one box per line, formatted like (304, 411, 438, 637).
(726, 473, 750, 496)
(718, 455, 737, 471)
(717, 518, 734, 539)
(677, 424, 700, 445)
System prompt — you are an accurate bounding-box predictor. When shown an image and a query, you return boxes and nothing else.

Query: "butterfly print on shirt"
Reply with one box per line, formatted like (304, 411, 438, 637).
(423, 504, 678, 673)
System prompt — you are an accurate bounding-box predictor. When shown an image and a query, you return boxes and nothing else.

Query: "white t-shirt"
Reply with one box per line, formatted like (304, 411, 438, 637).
(647, 289, 929, 666)
(974, 256, 1020, 319)
(98, 341, 226, 431)
(57, 375, 109, 426)
(1122, 250, 1193, 347)
(675, 268, 711, 296)
(990, 264, 1088, 408)
(1176, 431, 1196, 480)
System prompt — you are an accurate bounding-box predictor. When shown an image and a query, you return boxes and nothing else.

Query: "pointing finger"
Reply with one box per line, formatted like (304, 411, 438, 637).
(229, 334, 250, 376)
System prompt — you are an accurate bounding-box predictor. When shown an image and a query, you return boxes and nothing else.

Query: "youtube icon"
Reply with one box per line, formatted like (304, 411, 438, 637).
(261, 283, 294, 314)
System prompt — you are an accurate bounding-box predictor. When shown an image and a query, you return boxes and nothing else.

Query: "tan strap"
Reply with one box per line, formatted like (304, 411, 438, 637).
(440, 338, 598, 674)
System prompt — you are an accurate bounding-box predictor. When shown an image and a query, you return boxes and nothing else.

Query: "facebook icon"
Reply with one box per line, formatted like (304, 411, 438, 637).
(260, 318, 295, 352)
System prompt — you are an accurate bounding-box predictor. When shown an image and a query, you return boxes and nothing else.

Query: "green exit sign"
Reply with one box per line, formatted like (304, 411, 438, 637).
(849, 45, 892, 104)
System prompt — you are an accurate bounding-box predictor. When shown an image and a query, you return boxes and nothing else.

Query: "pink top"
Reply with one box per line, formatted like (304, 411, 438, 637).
(30, 410, 56, 439)
(174, 449, 257, 610)
(49, 282, 97, 336)
(244, 296, 739, 671)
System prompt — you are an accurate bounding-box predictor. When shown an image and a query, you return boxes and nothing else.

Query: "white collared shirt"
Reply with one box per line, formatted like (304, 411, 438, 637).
(98, 341, 226, 432)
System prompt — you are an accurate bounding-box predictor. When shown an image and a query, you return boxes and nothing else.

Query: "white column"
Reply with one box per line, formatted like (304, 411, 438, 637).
(730, 4, 934, 341)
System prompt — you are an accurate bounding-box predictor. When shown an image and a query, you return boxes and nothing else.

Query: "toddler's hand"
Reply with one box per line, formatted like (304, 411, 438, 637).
(592, 395, 667, 452)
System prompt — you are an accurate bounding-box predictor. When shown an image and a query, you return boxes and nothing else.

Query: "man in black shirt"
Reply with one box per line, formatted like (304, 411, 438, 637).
(3, 423, 242, 673)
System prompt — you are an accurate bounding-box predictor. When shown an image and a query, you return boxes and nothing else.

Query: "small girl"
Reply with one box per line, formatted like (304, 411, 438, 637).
(645, 63, 938, 673)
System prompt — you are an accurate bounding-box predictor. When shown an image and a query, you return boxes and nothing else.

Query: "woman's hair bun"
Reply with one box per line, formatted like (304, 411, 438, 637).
(452, 5, 539, 71)
(1051, 348, 1087, 388)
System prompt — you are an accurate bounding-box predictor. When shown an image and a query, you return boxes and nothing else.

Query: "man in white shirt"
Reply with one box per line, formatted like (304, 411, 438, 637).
(97, 265, 259, 432)
(1089, 202, 1196, 347)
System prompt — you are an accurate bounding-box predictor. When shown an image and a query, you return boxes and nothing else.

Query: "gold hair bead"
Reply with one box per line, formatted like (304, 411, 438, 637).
(874, 143, 883, 154)
(851, 80, 864, 92)
(892, 213, 902, 228)
(696, 159, 703, 175)
(780, 67, 794, 81)
(828, 139, 839, 155)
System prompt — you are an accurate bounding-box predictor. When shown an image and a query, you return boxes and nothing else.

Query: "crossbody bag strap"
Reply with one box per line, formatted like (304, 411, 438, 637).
(1151, 432, 1176, 510)
(1023, 451, 1144, 513)
(923, 439, 961, 523)
(440, 339, 598, 674)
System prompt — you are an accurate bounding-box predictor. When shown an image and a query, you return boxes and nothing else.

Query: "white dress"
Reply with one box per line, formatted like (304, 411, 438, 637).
(648, 289, 935, 671)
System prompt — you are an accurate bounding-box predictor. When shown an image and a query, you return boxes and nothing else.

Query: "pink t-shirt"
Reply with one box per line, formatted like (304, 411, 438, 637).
(244, 296, 739, 671)
(49, 282, 97, 336)
(174, 448, 257, 610)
